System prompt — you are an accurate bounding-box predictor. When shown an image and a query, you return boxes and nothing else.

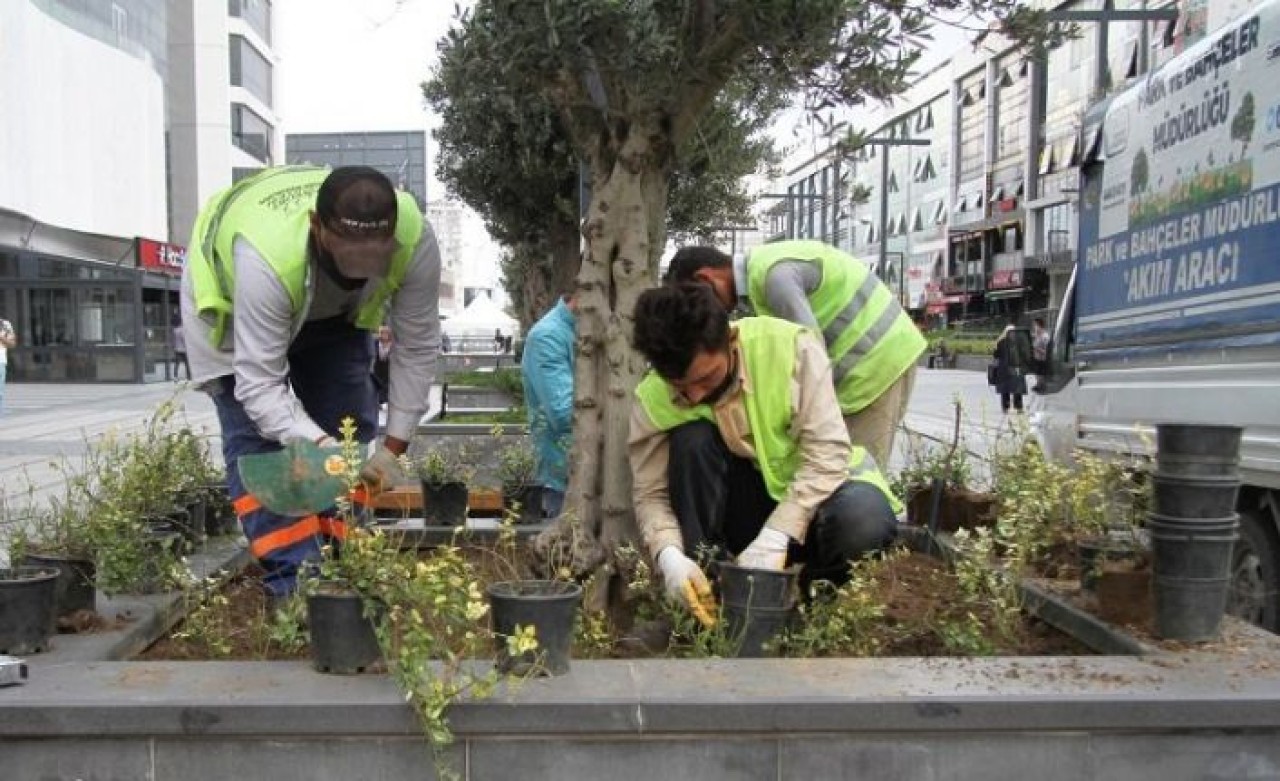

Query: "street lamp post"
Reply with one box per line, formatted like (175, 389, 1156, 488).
(1042, 4, 1179, 99)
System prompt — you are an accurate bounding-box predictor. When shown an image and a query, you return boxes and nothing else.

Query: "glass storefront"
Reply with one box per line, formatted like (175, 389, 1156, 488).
(0, 249, 180, 383)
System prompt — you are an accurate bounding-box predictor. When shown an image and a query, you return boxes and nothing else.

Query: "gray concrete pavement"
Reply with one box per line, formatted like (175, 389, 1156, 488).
(1, 382, 221, 512)
(895, 366, 1025, 484)
(0, 365, 1006, 550)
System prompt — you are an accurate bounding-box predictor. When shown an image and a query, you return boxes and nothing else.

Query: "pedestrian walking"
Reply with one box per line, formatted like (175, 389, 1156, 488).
(172, 322, 191, 380)
(181, 165, 442, 598)
(991, 323, 1031, 414)
(0, 316, 15, 416)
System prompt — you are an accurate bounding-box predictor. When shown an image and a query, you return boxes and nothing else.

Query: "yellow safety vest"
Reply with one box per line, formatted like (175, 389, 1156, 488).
(746, 241, 925, 414)
(634, 316, 901, 513)
(186, 166, 423, 347)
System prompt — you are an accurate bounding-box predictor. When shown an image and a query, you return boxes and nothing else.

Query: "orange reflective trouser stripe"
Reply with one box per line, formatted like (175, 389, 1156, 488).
(246, 514, 349, 560)
(234, 490, 368, 518)
(233, 494, 262, 516)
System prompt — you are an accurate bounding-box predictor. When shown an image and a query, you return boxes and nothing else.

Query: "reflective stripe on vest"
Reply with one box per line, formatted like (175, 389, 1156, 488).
(634, 317, 900, 513)
(832, 297, 909, 384)
(188, 166, 423, 348)
(745, 241, 925, 414)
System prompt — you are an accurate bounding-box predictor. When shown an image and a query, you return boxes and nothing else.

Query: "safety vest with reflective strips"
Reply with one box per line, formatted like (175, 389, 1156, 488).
(634, 317, 902, 514)
(745, 241, 926, 414)
(186, 166, 424, 348)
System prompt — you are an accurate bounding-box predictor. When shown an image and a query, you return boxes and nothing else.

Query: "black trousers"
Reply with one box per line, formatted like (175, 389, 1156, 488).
(667, 421, 897, 587)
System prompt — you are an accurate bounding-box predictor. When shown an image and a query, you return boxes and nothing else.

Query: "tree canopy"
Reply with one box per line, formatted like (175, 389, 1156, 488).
(428, 0, 1052, 596)
(425, 15, 784, 328)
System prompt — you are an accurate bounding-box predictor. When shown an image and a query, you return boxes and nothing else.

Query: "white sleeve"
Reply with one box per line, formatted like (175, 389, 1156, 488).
(385, 226, 442, 441)
(230, 237, 328, 445)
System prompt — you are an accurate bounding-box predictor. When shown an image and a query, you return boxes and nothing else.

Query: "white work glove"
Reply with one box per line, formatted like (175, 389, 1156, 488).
(736, 527, 790, 571)
(358, 443, 404, 495)
(656, 546, 717, 628)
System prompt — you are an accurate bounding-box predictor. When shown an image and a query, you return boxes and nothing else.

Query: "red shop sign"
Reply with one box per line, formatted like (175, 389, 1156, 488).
(989, 269, 1023, 289)
(137, 238, 186, 275)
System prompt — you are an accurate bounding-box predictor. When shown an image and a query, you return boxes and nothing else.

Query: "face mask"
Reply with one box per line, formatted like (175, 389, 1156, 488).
(326, 235, 399, 279)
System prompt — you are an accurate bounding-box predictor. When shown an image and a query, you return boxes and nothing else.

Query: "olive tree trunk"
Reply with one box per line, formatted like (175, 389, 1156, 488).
(534, 116, 670, 611)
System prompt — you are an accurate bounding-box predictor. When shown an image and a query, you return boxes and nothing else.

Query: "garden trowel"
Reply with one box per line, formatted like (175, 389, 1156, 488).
(238, 440, 350, 517)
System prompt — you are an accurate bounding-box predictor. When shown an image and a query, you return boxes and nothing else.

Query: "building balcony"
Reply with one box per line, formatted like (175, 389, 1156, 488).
(992, 250, 1024, 273)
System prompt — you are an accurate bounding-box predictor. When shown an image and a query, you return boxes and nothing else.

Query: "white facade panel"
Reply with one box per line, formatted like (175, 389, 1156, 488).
(0, 2, 166, 239)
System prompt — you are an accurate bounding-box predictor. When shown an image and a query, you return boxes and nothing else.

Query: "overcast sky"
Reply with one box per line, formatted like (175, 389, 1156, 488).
(275, 0, 977, 184)
(275, 0, 457, 191)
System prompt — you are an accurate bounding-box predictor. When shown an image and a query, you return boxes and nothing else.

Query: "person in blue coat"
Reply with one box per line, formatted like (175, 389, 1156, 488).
(521, 292, 577, 518)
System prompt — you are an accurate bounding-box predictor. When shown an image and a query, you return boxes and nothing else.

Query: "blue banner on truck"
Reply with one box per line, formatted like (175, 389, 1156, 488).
(1076, 5, 1280, 352)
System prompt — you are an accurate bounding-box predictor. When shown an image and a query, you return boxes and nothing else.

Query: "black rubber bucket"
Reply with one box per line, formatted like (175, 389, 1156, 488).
(421, 481, 469, 525)
(0, 566, 60, 654)
(503, 486, 545, 525)
(1153, 575, 1232, 642)
(1146, 512, 1240, 534)
(1149, 519, 1237, 642)
(718, 564, 798, 658)
(307, 588, 382, 674)
(1152, 474, 1240, 519)
(1155, 424, 1242, 478)
(20, 553, 96, 616)
(488, 580, 582, 676)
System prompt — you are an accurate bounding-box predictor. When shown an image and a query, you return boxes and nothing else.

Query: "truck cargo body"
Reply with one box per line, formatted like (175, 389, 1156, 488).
(1033, 0, 1280, 629)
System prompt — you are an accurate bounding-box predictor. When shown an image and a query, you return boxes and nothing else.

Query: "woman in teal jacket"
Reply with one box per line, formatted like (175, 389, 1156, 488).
(521, 293, 577, 518)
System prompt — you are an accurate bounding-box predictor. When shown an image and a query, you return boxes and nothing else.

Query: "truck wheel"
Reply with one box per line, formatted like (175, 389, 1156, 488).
(1229, 508, 1280, 632)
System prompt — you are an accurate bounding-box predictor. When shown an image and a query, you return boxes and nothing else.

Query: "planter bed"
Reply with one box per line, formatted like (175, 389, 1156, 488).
(10, 527, 1280, 780)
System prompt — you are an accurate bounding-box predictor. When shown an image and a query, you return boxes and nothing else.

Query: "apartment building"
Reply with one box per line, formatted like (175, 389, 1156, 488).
(772, 0, 1244, 329)
(0, 0, 280, 383)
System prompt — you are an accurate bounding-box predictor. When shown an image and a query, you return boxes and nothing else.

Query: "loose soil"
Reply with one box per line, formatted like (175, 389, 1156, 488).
(138, 544, 1089, 661)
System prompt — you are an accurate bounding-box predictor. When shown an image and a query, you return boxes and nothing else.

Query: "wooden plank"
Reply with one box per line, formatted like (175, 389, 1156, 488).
(371, 485, 505, 513)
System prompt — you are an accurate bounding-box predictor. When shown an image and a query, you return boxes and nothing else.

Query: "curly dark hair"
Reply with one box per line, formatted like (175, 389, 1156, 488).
(664, 245, 731, 284)
(632, 284, 730, 380)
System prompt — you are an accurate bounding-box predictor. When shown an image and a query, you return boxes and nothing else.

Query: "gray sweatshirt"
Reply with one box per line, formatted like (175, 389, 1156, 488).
(181, 229, 441, 444)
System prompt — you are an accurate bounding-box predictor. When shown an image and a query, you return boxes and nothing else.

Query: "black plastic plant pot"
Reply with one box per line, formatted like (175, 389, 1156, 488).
(146, 508, 198, 553)
(1155, 423, 1243, 478)
(20, 553, 96, 616)
(1076, 538, 1145, 594)
(718, 563, 800, 610)
(203, 483, 236, 537)
(723, 603, 794, 658)
(503, 485, 545, 525)
(181, 493, 209, 543)
(488, 580, 583, 676)
(306, 586, 382, 674)
(0, 566, 60, 654)
(421, 481, 469, 526)
(133, 524, 185, 595)
(1152, 474, 1241, 519)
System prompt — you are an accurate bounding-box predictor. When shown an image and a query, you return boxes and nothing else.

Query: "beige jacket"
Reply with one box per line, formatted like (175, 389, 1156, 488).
(628, 328, 853, 560)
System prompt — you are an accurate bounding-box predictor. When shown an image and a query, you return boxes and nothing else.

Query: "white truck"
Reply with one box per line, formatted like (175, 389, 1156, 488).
(1032, 0, 1280, 630)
